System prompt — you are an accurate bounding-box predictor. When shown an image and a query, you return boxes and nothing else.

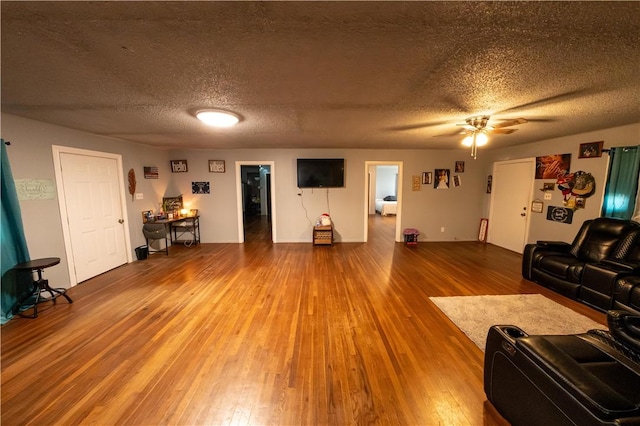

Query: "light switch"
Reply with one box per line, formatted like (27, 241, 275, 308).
(135, 193, 144, 200)
(544, 192, 552, 200)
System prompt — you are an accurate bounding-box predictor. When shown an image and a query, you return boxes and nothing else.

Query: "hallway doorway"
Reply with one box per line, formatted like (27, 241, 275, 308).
(364, 161, 403, 242)
(236, 162, 275, 242)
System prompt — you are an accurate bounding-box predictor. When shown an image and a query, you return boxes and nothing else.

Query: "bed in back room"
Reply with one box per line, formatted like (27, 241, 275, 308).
(376, 196, 397, 216)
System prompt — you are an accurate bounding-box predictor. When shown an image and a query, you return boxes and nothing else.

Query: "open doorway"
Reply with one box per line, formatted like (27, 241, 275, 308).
(363, 161, 403, 242)
(236, 162, 276, 243)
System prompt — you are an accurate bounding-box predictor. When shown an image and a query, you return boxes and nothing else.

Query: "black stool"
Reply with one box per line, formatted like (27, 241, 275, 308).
(13, 257, 73, 318)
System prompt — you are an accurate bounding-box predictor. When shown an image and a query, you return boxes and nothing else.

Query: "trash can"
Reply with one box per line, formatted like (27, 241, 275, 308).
(135, 245, 149, 260)
(403, 228, 419, 246)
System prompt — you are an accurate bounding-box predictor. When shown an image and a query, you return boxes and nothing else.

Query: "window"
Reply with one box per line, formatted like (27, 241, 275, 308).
(601, 146, 640, 220)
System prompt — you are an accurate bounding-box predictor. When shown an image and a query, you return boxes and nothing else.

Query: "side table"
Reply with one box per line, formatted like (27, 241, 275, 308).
(13, 257, 73, 318)
(313, 225, 333, 245)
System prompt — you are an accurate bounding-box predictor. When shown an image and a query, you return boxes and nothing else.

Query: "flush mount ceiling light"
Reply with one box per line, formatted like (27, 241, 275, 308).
(195, 109, 240, 127)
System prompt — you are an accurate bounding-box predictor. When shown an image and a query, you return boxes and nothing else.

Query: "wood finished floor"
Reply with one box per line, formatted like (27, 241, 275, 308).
(1, 215, 606, 425)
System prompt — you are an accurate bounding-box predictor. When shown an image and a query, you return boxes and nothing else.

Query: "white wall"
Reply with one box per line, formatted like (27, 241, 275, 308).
(375, 165, 398, 199)
(5, 112, 636, 286)
(485, 123, 640, 244)
(2, 114, 169, 287)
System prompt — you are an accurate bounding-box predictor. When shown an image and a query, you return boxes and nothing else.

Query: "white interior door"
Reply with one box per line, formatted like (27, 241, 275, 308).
(488, 158, 535, 253)
(55, 148, 130, 283)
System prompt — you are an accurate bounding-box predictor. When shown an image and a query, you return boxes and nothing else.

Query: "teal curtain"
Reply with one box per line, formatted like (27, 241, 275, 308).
(1, 140, 32, 324)
(601, 145, 640, 220)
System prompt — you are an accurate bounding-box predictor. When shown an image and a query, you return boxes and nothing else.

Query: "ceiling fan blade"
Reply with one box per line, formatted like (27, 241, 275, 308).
(385, 119, 450, 132)
(492, 118, 528, 128)
(489, 128, 518, 134)
(433, 129, 466, 137)
(497, 89, 590, 114)
(456, 124, 477, 131)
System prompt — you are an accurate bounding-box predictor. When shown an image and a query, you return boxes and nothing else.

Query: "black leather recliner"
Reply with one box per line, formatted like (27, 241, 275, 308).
(484, 310, 640, 426)
(523, 218, 640, 308)
(614, 276, 640, 315)
(581, 235, 640, 311)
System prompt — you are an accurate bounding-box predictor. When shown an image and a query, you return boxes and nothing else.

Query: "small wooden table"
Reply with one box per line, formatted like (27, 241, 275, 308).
(13, 257, 73, 318)
(313, 225, 333, 245)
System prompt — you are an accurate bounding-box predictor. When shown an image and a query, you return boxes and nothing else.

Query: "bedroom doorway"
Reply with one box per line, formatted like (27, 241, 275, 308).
(236, 161, 276, 243)
(363, 161, 403, 242)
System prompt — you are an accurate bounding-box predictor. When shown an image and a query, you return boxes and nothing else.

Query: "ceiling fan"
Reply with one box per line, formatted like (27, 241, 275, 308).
(456, 115, 528, 159)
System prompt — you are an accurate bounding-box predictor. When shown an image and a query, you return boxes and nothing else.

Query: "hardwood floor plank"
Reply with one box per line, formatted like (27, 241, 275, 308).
(1, 215, 606, 425)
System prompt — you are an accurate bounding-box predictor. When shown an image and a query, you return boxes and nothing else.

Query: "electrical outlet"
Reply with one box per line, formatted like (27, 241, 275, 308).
(440, 227, 445, 232)
(544, 192, 552, 200)
(135, 193, 143, 200)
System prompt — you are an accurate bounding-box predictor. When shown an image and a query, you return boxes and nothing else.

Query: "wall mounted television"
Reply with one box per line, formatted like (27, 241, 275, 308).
(297, 158, 345, 188)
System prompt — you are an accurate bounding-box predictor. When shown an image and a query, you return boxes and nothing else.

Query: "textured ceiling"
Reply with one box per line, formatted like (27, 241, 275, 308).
(2, 1, 639, 150)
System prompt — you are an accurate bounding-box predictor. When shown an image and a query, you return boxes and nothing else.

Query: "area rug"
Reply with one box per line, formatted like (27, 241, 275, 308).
(429, 294, 605, 351)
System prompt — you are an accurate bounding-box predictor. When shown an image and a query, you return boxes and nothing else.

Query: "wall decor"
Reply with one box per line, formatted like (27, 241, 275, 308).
(144, 166, 159, 179)
(128, 169, 136, 201)
(571, 171, 596, 197)
(162, 195, 183, 212)
(412, 175, 421, 191)
(531, 199, 544, 213)
(486, 175, 492, 193)
(535, 154, 571, 179)
(209, 160, 225, 173)
(434, 169, 450, 189)
(541, 182, 555, 191)
(453, 175, 461, 187)
(14, 179, 56, 200)
(192, 181, 210, 194)
(455, 161, 465, 173)
(170, 160, 188, 173)
(575, 197, 586, 209)
(422, 172, 432, 185)
(579, 141, 604, 158)
(478, 218, 489, 243)
(546, 206, 574, 224)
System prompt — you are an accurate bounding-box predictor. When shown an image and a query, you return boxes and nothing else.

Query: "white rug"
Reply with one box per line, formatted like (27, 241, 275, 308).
(429, 294, 605, 351)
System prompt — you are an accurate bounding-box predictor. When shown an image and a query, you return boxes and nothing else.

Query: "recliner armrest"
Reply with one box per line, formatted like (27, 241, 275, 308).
(607, 310, 640, 353)
(601, 259, 640, 273)
(536, 241, 571, 251)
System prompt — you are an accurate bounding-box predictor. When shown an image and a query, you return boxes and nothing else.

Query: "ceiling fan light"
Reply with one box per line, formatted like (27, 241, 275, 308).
(476, 132, 489, 146)
(196, 109, 240, 127)
(462, 135, 474, 147)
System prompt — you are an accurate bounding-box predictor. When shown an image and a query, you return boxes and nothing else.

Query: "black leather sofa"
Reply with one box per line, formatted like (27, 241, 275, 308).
(522, 218, 640, 314)
(484, 310, 640, 426)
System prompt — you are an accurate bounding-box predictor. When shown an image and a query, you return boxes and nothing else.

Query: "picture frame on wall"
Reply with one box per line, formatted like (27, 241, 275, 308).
(455, 161, 465, 173)
(578, 141, 604, 158)
(143, 166, 159, 179)
(535, 154, 571, 179)
(434, 169, 450, 189)
(170, 160, 188, 173)
(209, 160, 226, 173)
(422, 172, 432, 185)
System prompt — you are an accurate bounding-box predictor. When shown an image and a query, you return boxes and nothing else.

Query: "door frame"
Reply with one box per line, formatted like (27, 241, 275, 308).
(235, 161, 277, 243)
(487, 157, 536, 252)
(52, 145, 133, 286)
(363, 161, 403, 242)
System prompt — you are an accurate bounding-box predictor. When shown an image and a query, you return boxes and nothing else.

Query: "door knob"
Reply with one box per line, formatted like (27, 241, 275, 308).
(118, 219, 124, 224)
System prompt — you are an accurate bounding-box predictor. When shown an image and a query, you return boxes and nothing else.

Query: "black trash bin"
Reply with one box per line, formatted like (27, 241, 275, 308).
(135, 245, 149, 260)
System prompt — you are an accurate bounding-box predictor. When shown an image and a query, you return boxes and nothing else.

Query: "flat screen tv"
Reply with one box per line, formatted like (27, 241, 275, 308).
(297, 158, 345, 188)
